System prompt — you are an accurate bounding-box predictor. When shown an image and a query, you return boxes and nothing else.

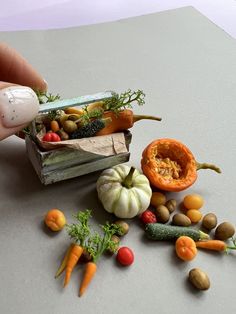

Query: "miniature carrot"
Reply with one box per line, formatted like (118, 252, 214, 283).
(195, 239, 236, 252)
(79, 223, 121, 297)
(96, 109, 162, 136)
(62, 210, 92, 287)
(64, 245, 83, 287)
(175, 236, 197, 261)
(55, 243, 74, 278)
(79, 262, 97, 297)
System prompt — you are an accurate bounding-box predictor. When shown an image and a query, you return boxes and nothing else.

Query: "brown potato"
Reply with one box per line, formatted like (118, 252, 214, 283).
(165, 199, 177, 213)
(202, 213, 217, 230)
(189, 268, 210, 291)
(172, 213, 191, 227)
(155, 205, 170, 223)
(215, 222, 235, 240)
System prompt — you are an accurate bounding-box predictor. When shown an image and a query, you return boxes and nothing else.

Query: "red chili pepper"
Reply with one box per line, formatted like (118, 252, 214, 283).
(42, 132, 61, 142)
(140, 210, 157, 224)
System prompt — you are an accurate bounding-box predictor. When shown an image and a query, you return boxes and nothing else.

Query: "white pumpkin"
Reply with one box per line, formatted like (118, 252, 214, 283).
(96, 164, 152, 218)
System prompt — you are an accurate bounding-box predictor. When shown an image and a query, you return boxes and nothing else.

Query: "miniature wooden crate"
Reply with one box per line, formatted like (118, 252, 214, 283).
(25, 91, 132, 184)
(25, 131, 132, 185)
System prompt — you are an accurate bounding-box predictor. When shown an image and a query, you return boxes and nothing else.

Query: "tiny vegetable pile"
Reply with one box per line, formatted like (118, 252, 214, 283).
(36, 89, 162, 142)
(54, 210, 132, 297)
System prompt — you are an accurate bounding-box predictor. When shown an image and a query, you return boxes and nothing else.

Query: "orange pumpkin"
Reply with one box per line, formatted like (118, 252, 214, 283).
(141, 138, 221, 192)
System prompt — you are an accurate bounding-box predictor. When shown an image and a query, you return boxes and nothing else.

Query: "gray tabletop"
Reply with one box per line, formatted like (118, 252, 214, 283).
(0, 6, 236, 314)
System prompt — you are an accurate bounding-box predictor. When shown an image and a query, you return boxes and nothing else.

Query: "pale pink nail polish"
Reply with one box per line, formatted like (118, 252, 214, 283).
(0, 86, 39, 127)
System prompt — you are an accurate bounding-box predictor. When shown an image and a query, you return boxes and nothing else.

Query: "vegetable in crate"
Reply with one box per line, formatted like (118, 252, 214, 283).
(141, 138, 221, 192)
(70, 118, 111, 139)
(97, 164, 152, 218)
(145, 223, 209, 241)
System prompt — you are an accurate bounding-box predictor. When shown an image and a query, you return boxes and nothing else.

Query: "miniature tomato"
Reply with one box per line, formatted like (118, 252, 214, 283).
(140, 210, 157, 224)
(44, 208, 66, 231)
(183, 194, 204, 210)
(116, 247, 134, 266)
(42, 132, 61, 142)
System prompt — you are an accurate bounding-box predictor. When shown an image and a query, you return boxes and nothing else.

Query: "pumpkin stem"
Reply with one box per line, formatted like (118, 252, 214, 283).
(133, 114, 162, 122)
(196, 162, 221, 173)
(123, 167, 136, 188)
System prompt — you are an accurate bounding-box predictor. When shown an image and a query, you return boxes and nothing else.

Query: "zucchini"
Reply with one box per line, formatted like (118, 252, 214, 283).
(70, 118, 110, 139)
(145, 223, 209, 241)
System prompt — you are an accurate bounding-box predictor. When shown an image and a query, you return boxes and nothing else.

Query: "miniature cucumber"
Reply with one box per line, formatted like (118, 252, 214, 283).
(145, 223, 209, 241)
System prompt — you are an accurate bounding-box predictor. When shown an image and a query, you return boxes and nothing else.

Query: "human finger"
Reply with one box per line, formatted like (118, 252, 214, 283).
(0, 83, 39, 140)
(0, 42, 47, 92)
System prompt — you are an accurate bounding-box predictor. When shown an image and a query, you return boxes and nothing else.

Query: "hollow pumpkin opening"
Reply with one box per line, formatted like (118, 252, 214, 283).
(150, 140, 194, 181)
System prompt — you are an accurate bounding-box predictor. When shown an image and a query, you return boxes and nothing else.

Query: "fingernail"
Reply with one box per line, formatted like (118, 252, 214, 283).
(0, 86, 39, 127)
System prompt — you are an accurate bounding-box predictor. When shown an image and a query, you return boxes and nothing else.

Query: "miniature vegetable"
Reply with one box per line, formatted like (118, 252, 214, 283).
(183, 194, 204, 210)
(116, 247, 134, 266)
(186, 209, 202, 223)
(175, 236, 197, 261)
(55, 243, 74, 278)
(96, 109, 162, 136)
(188, 268, 210, 291)
(42, 132, 61, 142)
(155, 205, 170, 223)
(140, 210, 157, 224)
(145, 223, 209, 241)
(195, 239, 236, 252)
(214, 222, 235, 240)
(44, 209, 66, 231)
(141, 138, 221, 192)
(79, 222, 121, 296)
(70, 118, 111, 139)
(202, 213, 217, 230)
(150, 192, 166, 207)
(63, 210, 92, 287)
(97, 164, 152, 218)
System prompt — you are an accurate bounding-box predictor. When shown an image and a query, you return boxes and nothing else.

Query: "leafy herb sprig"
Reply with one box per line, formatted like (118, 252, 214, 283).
(66, 209, 92, 247)
(66, 210, 121, 262)
(86, 223, 121, 263)
(103, 89, 145, 112)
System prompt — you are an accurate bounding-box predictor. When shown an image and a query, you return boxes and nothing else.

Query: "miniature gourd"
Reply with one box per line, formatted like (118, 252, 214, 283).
(141, 138, 221, 192)
(96, 164, 152, 218)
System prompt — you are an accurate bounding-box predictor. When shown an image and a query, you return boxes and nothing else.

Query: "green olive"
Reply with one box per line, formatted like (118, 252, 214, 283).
(215, 222, 235, 240)
(172, 213, 191, 227)
(202, 213, 217, 230)
(62, 120, 78, 133)
(188, 268, 210, 291)
(155, 205, 170, 223)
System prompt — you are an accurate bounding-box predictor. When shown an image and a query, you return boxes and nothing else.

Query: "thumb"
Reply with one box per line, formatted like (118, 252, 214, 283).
(0, 82, 39, 140)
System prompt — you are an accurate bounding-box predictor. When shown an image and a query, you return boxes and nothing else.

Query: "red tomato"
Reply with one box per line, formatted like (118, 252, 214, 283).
(140, 210, 157, 224)
(42, 132, 61, 142)
(116, 247, 134, 266)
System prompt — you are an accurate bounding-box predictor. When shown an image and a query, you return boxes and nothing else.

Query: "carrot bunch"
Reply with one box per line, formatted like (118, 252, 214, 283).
(55, 210, 121, 297)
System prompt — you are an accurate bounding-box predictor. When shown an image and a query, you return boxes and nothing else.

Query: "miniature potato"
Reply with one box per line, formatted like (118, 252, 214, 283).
(165, 199, 177, 213)
(188, 268, 210, 291)
(172, 213, 191, 227)
(44, 209, 66, 231)
(202, 213, 217, 230)
(215, 222, 235, 240)
(114, 220, 129, 236)
(183, 194, 204, 210)
(186, 209, 202, 223)
(155, 205, 170, 223)
(150, 192, 166, 207)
